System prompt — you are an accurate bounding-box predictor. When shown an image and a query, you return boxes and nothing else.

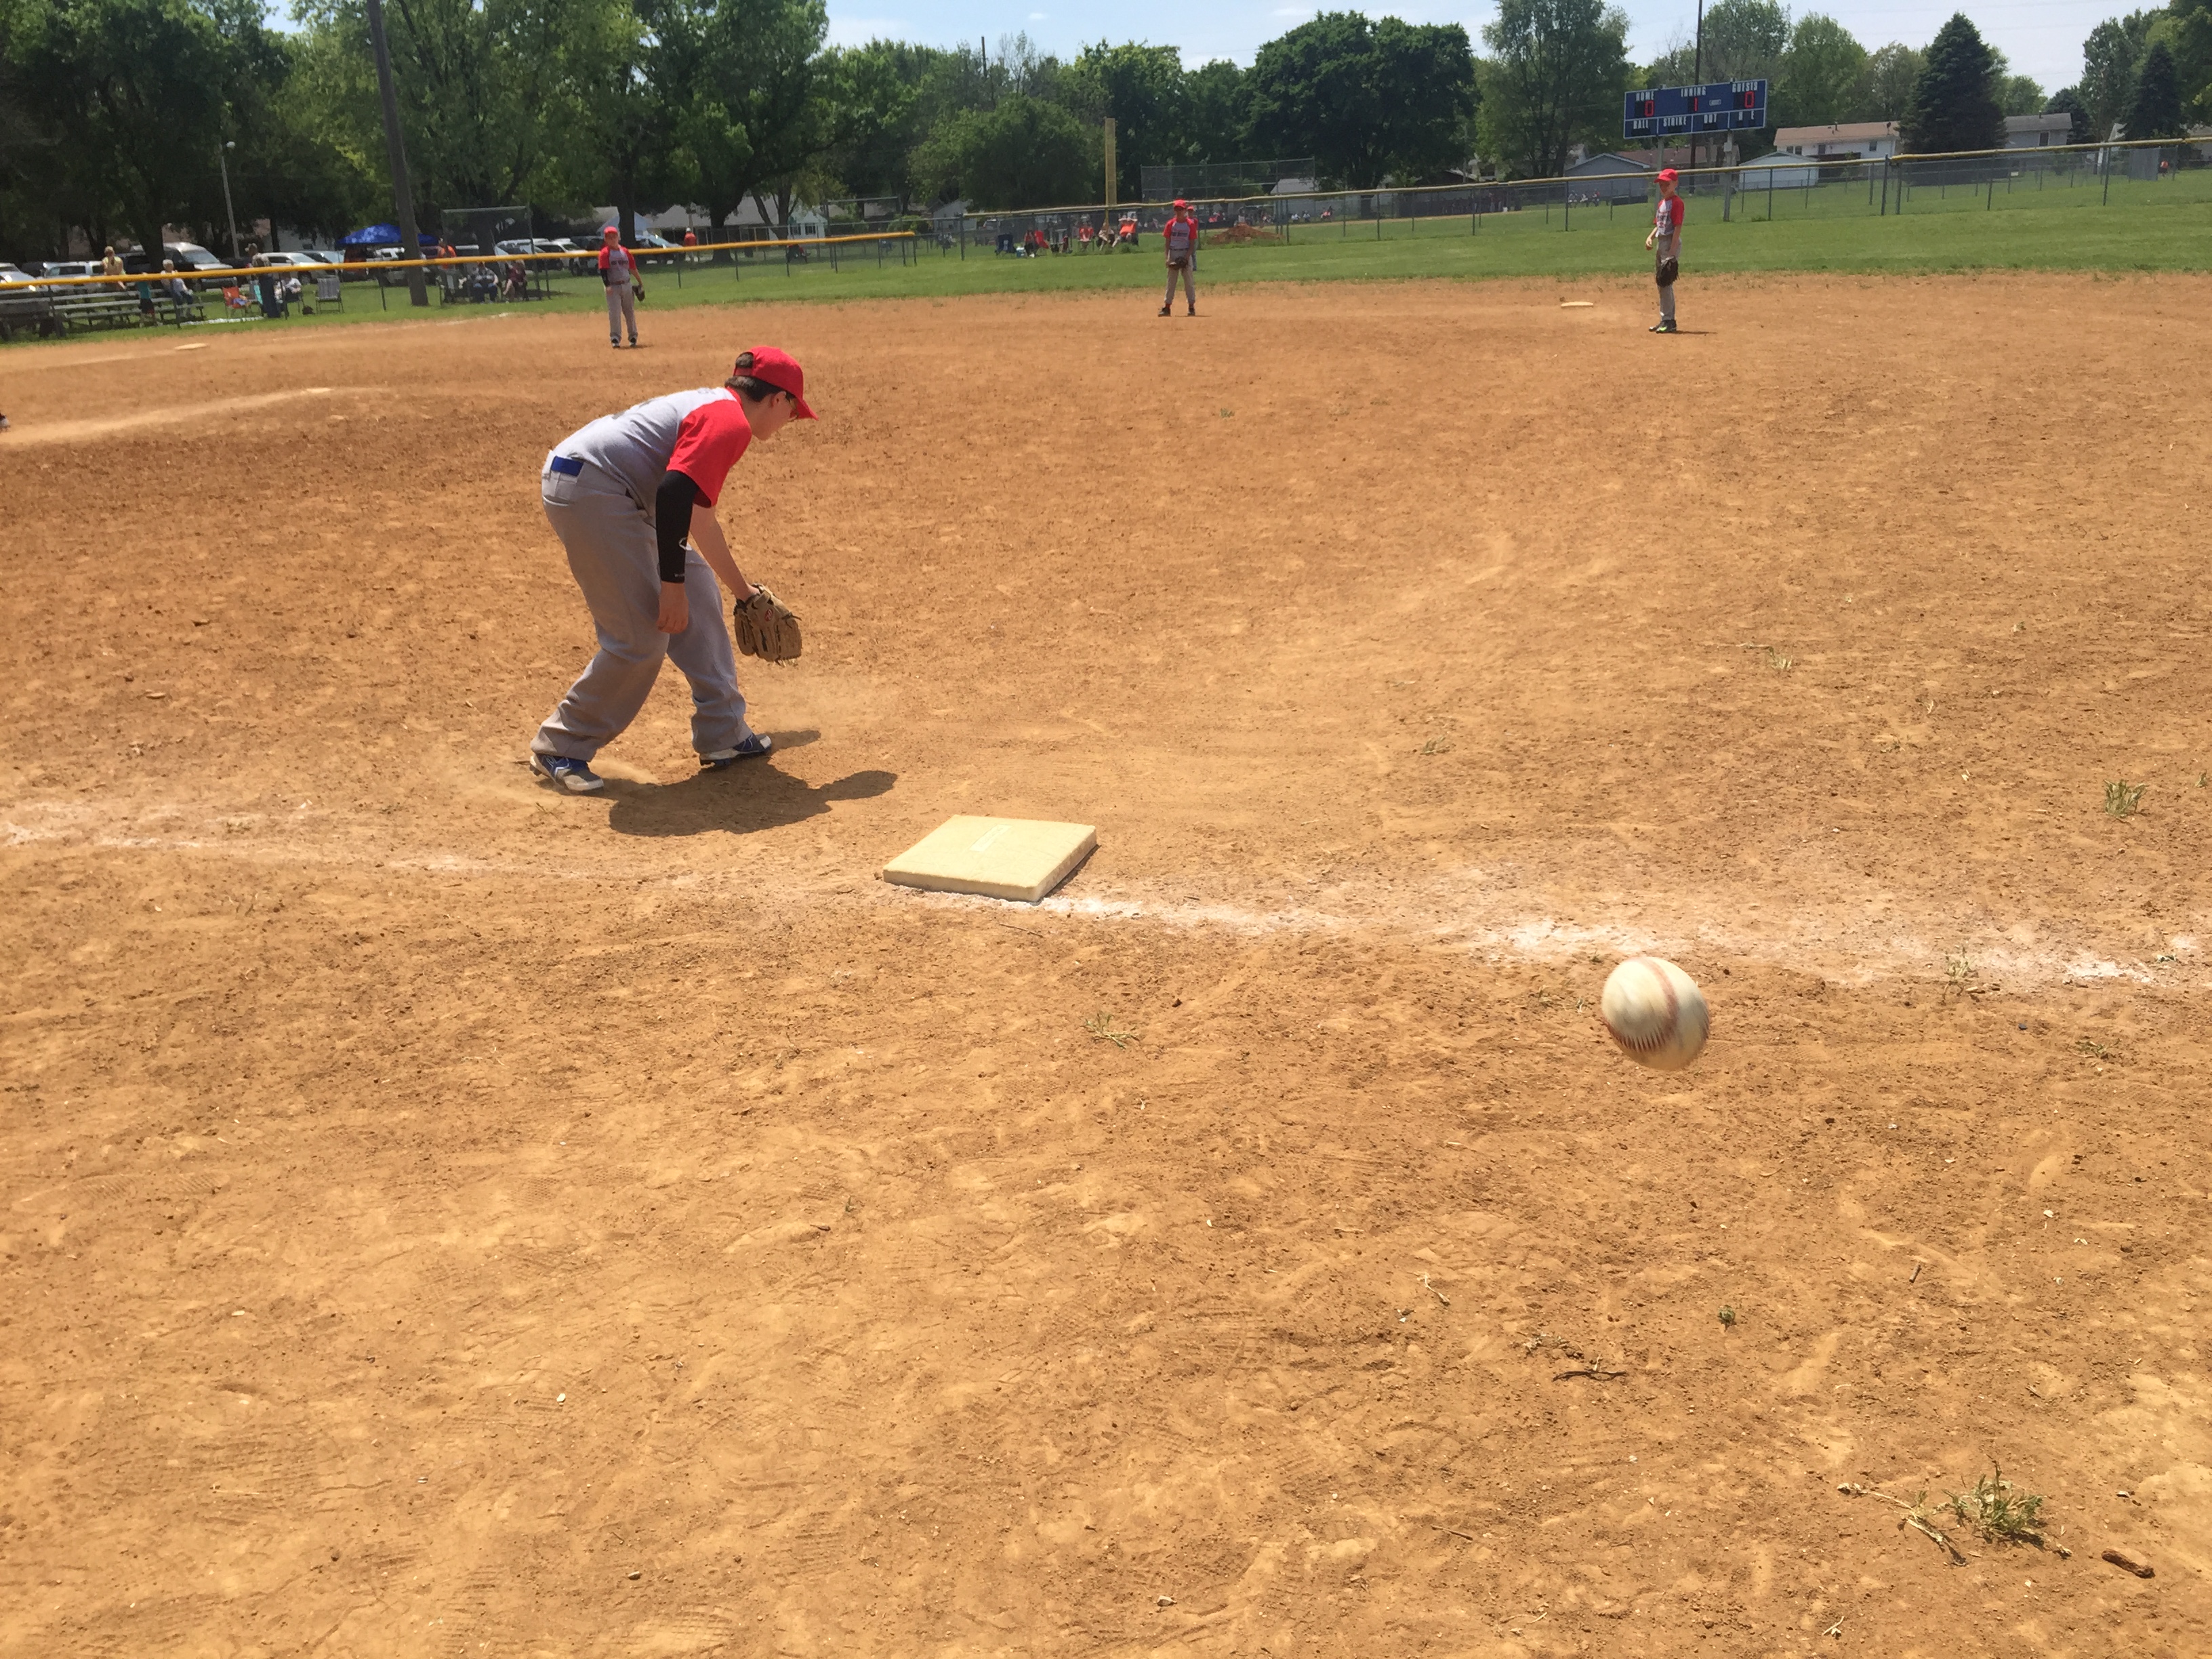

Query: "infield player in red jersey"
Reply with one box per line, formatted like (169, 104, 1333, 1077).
(1159, 199, 1198, 316)
(1645, 167, 1684, 333)
(528, 348, 816, 793)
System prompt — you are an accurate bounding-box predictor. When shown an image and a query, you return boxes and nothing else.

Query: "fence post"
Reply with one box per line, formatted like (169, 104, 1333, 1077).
(2102, 153, 2112, 205)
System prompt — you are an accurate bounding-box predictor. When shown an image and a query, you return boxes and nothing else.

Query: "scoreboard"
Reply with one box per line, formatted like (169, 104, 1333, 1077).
(1624, 81, 1768, 139)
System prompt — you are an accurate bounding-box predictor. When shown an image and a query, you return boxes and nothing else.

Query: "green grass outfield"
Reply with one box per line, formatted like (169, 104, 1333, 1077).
(12, 178, 2211, 346)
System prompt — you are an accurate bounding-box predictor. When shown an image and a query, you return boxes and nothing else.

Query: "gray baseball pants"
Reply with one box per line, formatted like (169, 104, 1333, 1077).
(606, 281, 636, 343)
(1163, 260, 1195, 309)
(531, 458, 752, 762)
(1655, 244, 1679, 324)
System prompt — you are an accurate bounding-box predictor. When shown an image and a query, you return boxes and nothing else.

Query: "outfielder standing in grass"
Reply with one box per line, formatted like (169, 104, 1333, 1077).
(1159, 199, 1198, 316)
(599, 226, 640, 348)
(1645, 167, 1684, 334)
(529, 349, 811, 794)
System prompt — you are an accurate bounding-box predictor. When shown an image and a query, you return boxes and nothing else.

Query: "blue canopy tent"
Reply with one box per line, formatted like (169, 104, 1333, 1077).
(340, 224, 438, 247)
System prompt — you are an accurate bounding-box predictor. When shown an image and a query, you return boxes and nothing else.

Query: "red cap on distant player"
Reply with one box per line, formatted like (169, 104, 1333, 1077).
(1655, 167, 1679, 184)
(737, 346, 817, 419)
(1172, 198, 1189, 209)
(602, 224, 620, 238)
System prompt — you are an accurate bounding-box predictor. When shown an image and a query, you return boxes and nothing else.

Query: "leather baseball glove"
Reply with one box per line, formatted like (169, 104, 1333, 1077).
(735, 584, 802, 662)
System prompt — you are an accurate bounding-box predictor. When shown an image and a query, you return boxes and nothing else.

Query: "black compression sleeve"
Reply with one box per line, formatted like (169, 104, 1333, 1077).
(655, 470, 704, 583)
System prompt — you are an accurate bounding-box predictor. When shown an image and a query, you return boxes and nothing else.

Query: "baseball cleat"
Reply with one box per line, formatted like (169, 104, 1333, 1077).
(530, 753, 606, 792)
(701, 733, 775, 769)
(1157, 306, 1171, 316)
(1650, 320, 1677, 333)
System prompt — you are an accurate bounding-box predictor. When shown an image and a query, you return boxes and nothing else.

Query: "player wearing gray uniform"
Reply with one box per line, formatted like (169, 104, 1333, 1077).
(1645, 168, 1683, 334)
(598, 227, 638, 348)
(529, 347, 817, 793)
(1158, 200, 1198, 316)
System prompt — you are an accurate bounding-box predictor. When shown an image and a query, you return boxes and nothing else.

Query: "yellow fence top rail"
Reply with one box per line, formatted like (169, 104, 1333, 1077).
(1, 228, 918, 291)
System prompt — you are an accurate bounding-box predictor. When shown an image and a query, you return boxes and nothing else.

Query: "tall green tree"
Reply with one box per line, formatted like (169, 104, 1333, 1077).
(1855, 41, 1925, 121)
(2172, 2, 2212, 121)
(912, 93, 1092, 207)
(560, 0, 687, 241)
(1182, 58, 1246, 163)
(1778, 13, 1868, 127)
(1248, 13, 1477, 187)
(1476, 0, 1626, 179)
(1063, 41, 1187, 201)
(1900, 13, 2003, 152)
(293, 0, 581, 220)
(2081, 11, 2159, 140)
(2000, 73, 2045, 114)
(668, 0, 824, 230)
(6, 0, 264, 253)
(2124, 37, 2185, 135)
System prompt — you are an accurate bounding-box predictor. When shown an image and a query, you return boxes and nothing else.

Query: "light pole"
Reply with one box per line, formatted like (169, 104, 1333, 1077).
(364, 0, 428, 306)
(218, 140, 242, 264)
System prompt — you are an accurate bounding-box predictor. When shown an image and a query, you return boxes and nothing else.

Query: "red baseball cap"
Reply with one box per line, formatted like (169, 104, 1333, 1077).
(1173, 198, 1189, 209)
(602, 224, 620, 237)
(1655, 167, 1679, 184)
(738, 346, 817, 419)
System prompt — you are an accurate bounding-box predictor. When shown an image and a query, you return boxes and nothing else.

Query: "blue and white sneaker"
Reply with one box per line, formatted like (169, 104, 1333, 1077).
(530, 752, 606, 792)
(701, 733, 774, 769)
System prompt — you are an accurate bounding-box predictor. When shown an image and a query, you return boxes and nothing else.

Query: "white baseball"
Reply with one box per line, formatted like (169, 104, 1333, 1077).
(1600, 956, 1709, 1071)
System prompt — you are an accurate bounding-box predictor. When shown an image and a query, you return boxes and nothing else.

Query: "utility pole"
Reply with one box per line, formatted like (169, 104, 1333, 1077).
(1691, 0, 1706, 177)
(218, 140, 242, 264)
(1104, 119, 1118, 211)
(365, 0, 428, 307)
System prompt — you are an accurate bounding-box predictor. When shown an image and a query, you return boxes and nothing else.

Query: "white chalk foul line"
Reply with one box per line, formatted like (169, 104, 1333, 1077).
(1, 797, 2198, 991)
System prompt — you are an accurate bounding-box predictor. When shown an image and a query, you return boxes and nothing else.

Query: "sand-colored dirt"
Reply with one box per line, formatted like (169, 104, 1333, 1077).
(2, 274, 2207, 1656)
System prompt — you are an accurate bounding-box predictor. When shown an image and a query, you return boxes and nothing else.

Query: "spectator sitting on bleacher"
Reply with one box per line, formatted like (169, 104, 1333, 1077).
(101, 245, 125, 279)
(161, 260, 191, 323)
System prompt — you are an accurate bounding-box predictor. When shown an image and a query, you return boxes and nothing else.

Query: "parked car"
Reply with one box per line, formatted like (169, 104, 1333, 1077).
(0, 262, 56, 336)
(169, 242, 227, 274)
(251, 251, 325, 270)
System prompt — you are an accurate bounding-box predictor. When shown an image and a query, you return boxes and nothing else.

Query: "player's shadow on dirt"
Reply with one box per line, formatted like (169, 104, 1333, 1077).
(603, 735, 894, 839)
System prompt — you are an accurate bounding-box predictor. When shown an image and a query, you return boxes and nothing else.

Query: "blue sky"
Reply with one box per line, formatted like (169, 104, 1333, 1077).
(826, 0, 2112, 103)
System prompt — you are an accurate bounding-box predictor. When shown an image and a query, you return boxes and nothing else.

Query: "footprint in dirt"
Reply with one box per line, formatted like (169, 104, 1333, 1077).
(603, 731, 895, 838)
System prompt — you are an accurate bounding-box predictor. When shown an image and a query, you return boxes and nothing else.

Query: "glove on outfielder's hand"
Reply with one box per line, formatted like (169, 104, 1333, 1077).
(735, 585, 802, 663)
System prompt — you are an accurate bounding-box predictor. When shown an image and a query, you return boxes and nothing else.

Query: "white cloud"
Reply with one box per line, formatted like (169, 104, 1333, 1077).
(1029, 9, 1047, 16)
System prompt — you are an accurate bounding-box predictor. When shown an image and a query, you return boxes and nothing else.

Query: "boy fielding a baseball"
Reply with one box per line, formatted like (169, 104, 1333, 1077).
(1159, 199, 1197, 317)
(1644, 167, 1683, 334)
(529, 348, 812, 794)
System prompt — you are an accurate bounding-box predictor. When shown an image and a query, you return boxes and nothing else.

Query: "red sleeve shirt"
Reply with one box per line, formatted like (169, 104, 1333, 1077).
(664, 392, 753, 505)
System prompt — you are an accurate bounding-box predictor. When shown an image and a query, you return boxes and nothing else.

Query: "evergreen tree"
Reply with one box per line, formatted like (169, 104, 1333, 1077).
(2123, 38, 2184, 138)
(1899, 12, 2003, 153)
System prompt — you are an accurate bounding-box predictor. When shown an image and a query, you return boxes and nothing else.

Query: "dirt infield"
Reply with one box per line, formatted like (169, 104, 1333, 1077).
(3, 274, 2207, 1656)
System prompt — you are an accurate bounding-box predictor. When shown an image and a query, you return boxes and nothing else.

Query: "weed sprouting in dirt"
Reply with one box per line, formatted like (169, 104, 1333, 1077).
(1717, 1305, 1738, 1328)
(2104, 779, 2146, 817)
(2075, 1038, 2112, 1061)
(1944, 945, 1975, 991)
(1838, 1483, 1965, 1561)
(1767, 649, 1794, 673)
(1944, 1468, 2046, 1546)
(1082, 1012, 1139, 1049)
